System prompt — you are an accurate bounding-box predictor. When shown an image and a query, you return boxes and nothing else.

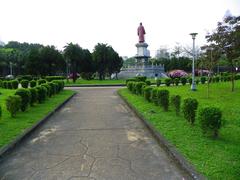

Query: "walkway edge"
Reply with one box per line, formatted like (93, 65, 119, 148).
(118, 91, 205, 180)
(0, 92, 77, 161)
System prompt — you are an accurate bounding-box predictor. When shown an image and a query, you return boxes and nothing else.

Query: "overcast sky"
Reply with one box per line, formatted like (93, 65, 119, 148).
(0, 0, 239, 57)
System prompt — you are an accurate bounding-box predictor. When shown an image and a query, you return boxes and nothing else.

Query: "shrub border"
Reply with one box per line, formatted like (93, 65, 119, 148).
(118, 90, 205, 180)
(0, 91, 77, 161)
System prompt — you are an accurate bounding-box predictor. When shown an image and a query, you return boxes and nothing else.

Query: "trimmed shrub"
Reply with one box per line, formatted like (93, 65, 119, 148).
(126, 78, 136, 84)
(0, 105, 2, 118)
(157, 89, 169, 111)
(174, 78, 179, 86)
(6, 95, 21, 117)
(29, 88, 38, 106)
(11, 80, 19, 89)
(132, 82, 137, 94)
(165, 78, 172, 86)
(182, 98, 198, 125)
(135, 76, 147, 82)
(15, 88, 31, 112)
(156, 79, 161, 87)
(200, 76, 206, 84)
(198, 107, 222, 138)
(151, 88, 158, 105)
(144, 86, 153, 102)
(17, 75, 33, 82)
(180, 77, 187, 86)
(30, 80, 37, 88)
(7, 81, 12, 89)
(3, 81, 8, 89)
(20, 80, 29, 88)
(38, 79, 47, 85)
(135, 82, 146, 95)
(145, 80, 151, 86)
(127, 81, 134, 92)
(41, 83, 51, 97)
(52, 80, 64, 92)
(215, 76, 220, 82)
(48, 82, 57, 95)
(235, 74, 240, 80)
(171, 95, 181, 115)
(188, 78, 192, 85)
(196, 79, 200, 85)
(35, 86, 47, 103)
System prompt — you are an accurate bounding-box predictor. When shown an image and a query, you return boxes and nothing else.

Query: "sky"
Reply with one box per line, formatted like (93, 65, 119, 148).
(0, 0, 239, 57)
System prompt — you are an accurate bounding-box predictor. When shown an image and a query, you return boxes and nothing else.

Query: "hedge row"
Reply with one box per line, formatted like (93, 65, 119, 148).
(0, 77, 65, 89)
(126, 81, 223, 138)
(5, 80, 65, 117)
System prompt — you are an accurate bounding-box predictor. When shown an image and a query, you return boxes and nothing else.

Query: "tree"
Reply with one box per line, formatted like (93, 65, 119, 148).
(64, 43, 84, 82)
(206, 14, 240, 91)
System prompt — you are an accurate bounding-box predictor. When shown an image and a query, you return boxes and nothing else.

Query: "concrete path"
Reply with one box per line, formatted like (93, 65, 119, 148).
(0, 87, 189, 180)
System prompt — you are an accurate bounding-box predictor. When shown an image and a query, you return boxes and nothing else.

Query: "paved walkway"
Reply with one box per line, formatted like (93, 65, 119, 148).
(0, 87, 189, 180)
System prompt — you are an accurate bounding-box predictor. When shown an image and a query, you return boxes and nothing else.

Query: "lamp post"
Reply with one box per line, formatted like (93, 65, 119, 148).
(190, 33, 198, 91)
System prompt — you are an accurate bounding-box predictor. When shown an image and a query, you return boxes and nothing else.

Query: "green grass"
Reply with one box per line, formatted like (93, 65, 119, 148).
(0, 88, 75, 148)
(118, 82, 240, 179)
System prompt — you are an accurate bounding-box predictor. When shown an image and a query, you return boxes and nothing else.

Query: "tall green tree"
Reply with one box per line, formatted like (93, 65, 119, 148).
(206, 15, 240, 91)
(63, 43, 84, 82)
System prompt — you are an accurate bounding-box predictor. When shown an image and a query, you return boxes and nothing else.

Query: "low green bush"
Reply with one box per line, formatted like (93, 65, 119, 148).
(30, 80, 37, 88)
(165, 78, 172, 86)
(15, 88, 31, 112)
(7, 81, 12, 89)
(127, 81, 134, 92)
(157, 89, 169, 111)
(144, 86, 153, 102)
(135, 76, 147, 82)
(171, 95, 181, 115)
(29, 88, 38, 106)
(188, 78, 192, 85)
(215, 76, 220, 82)
(20, 80, 29, 88)
(200, 76, 206, 84)
(145, 80, 151, 86)
(17, 75, 33, 82)
(38, 79, 47, 85)
(41, 83, 51, 97)
(3, 81, 7, 89)
(151, 88, 158, 105)
(198, 107, 222, 138)
(48, 82, 57, 95)
(156, 79, 161, 87)
(182, 98, 198, 125)
(180, 77, 187, 85)
(6, 95, 21, 117)
(174, 78, 179, 86)
(52, 80, 64, 92)
(35, 86, 47, 103)
(126, 78, 136, 84)
(135, 82, 146, 95)
(11, 80, 19, 89)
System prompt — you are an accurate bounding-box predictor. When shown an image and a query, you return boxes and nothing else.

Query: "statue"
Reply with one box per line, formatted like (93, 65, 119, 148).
(137, 22, 146, 43)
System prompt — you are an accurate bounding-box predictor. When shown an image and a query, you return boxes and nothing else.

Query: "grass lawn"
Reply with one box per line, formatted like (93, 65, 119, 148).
(0, 88, 75, 148)
(118, 81, 240, 179)
(64, 78, 160, 86)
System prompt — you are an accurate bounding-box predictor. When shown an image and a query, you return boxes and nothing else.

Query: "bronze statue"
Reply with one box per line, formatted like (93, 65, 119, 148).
(137, 22, 146, 43)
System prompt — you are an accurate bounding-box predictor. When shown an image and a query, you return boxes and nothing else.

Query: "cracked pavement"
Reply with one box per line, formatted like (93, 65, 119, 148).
(0, 87, 190, 180)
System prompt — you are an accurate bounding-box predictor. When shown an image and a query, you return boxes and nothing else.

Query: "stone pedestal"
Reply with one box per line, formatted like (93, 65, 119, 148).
(135, 43, 150, 66)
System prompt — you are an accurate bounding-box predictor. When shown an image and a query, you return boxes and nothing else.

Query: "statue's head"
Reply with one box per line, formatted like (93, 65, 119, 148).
(140, 22, 142, 26)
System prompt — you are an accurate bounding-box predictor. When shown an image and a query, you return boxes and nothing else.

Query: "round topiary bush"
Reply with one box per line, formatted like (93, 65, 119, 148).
(180, 77, 187, 86)
(15, 88, 31, 112)
(29, 88, 38, 106)
(200, 76, 206, 84)
(127, 81, 134, 92)
(144, 86, 153, 102)
(35, 86, 47, 103)
(30, 80, 37, 88)
(48, 82, 56, 96)
(135, 82, 146, 95)
(6, 95, 21, 117)
(156, 79, 161, 87)
(41, 83, 51, 97)
(164, 78, 172, 86)
(182, 98, 198, 125)
(7, 81, 12, 89)
(38, 79, 47, 85)
(198, 107, 222, 138)
(151, 88, 158, 105)
(20, 80, 29, 88)
(11, 80, 19, 89)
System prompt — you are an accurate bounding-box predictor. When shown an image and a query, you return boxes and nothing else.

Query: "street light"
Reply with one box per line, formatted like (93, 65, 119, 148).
(190, 33, 198, 91)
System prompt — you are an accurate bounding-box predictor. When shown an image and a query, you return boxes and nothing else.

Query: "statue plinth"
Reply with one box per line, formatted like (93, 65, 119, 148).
(135, 42, 150, 66)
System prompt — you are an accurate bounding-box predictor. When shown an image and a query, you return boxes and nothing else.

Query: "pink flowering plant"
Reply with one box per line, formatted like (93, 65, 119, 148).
(168, 70, 188, 78)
